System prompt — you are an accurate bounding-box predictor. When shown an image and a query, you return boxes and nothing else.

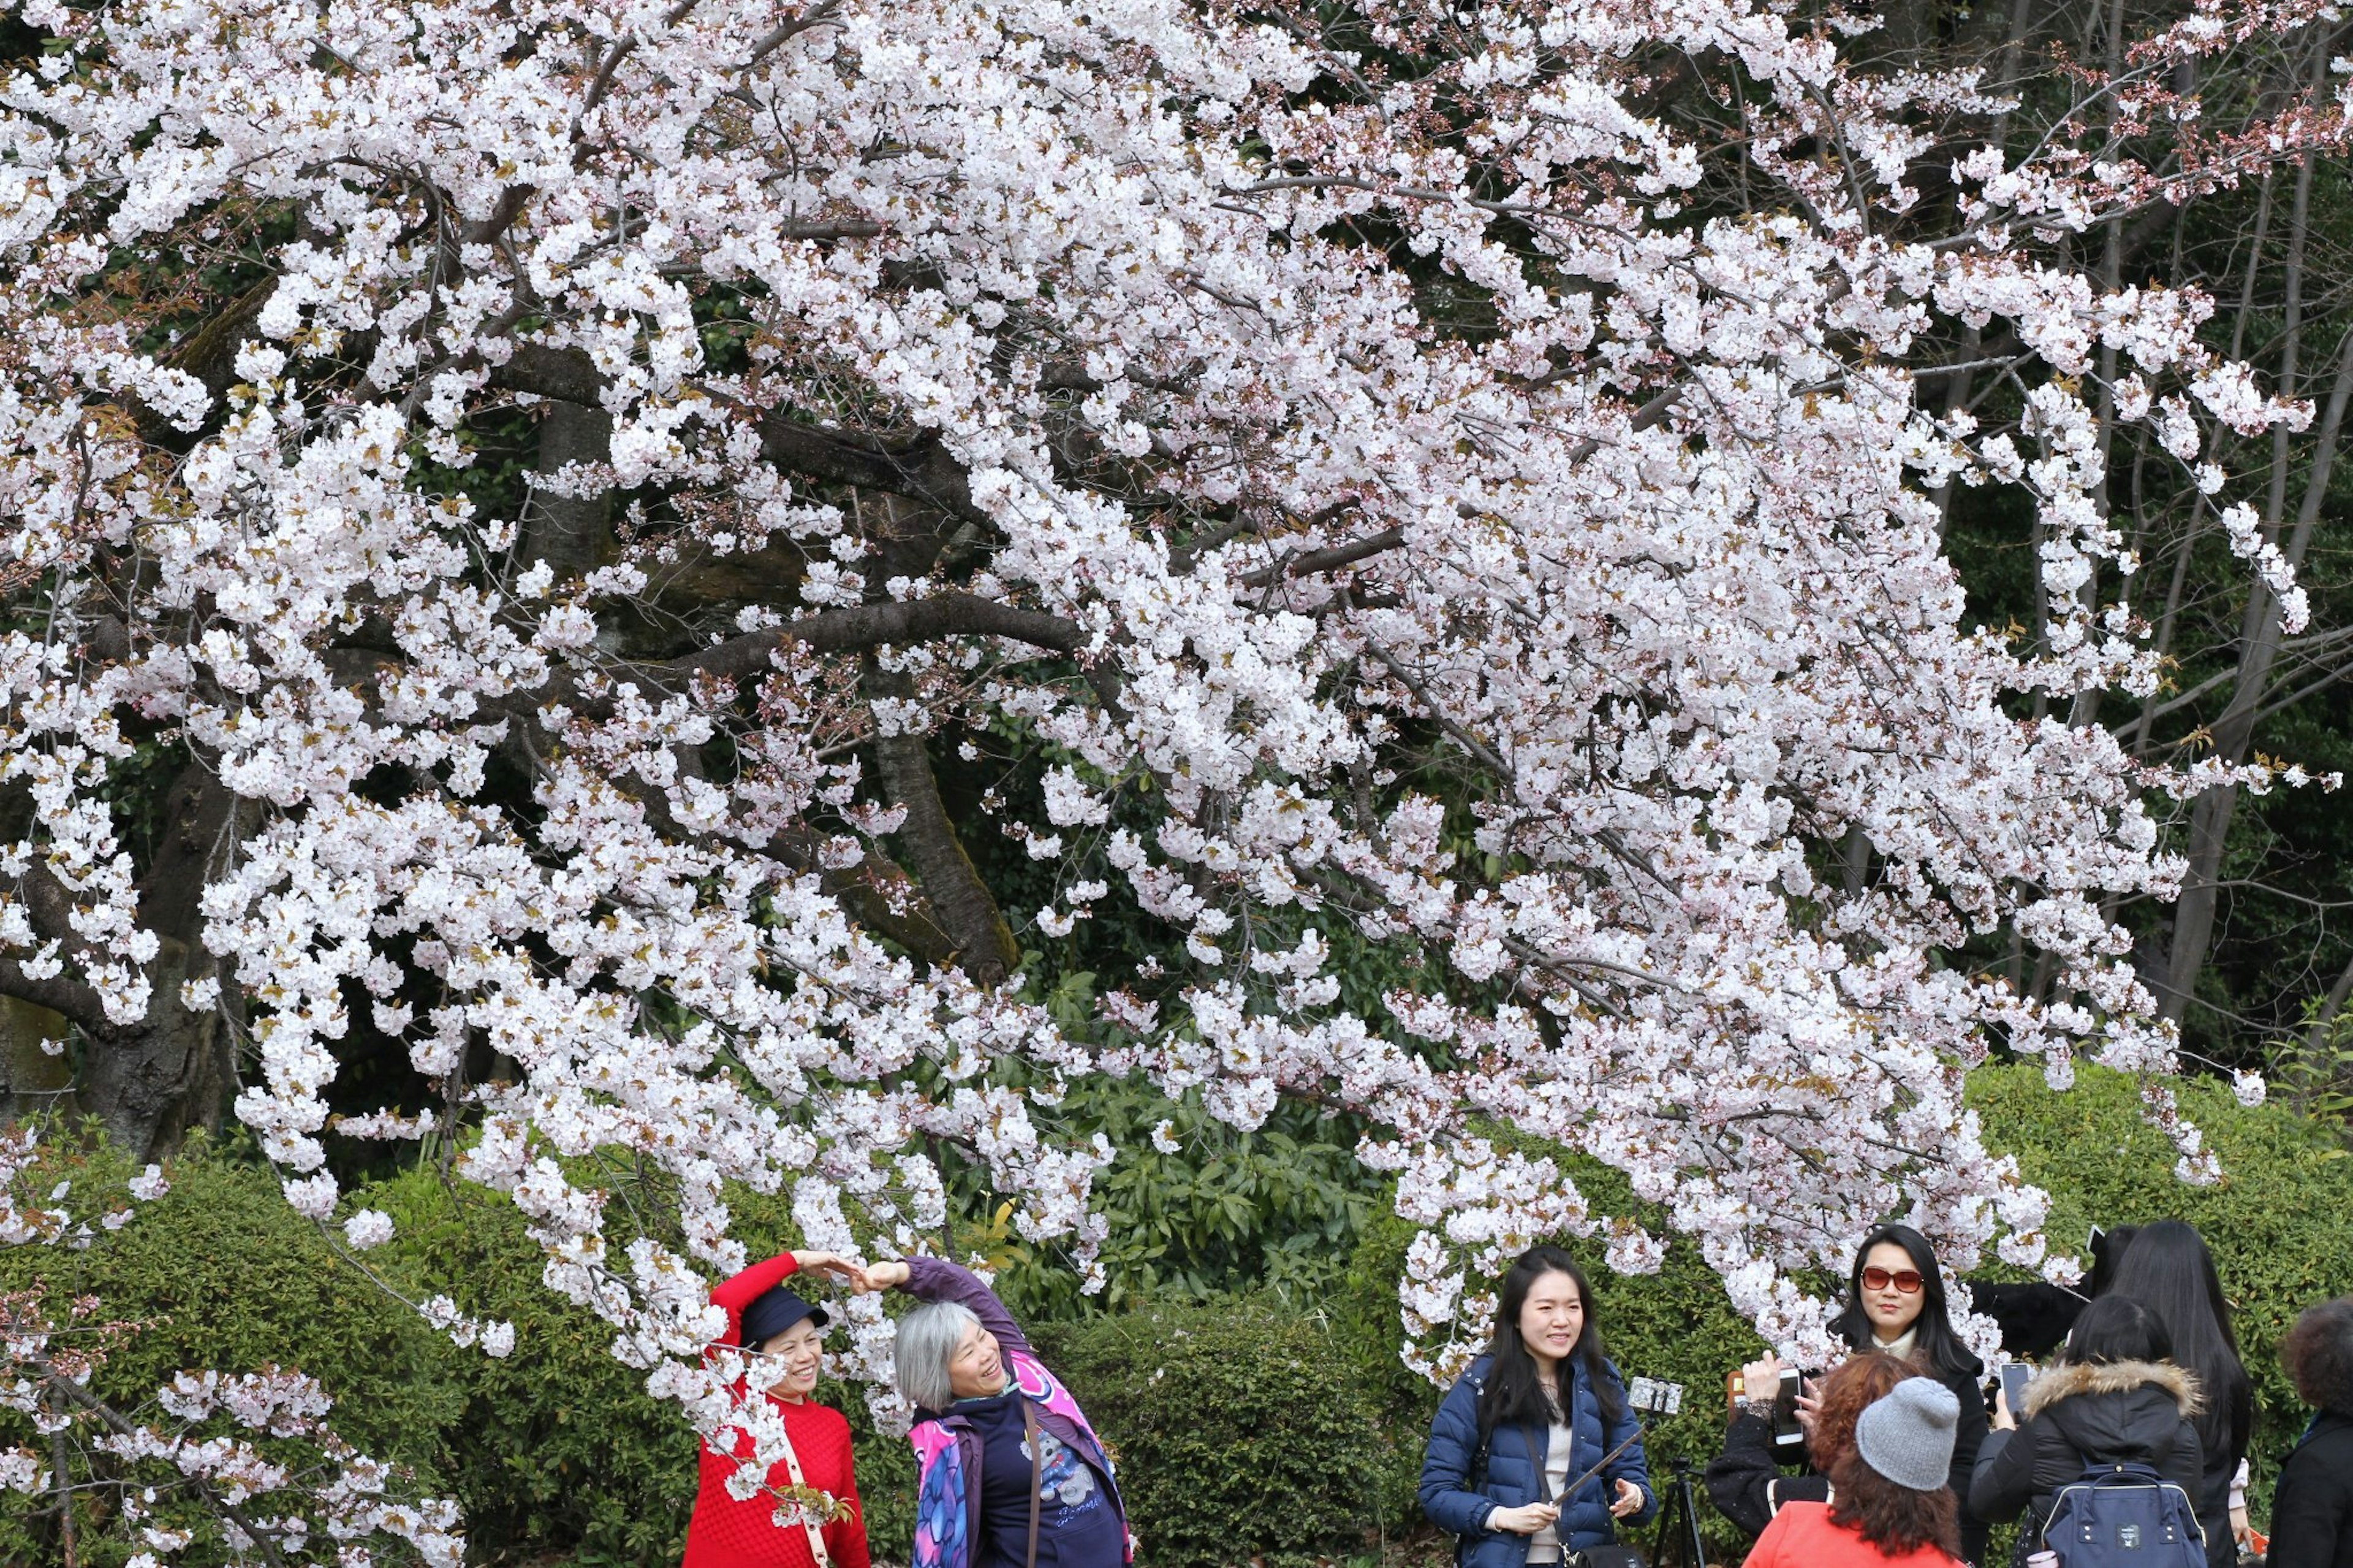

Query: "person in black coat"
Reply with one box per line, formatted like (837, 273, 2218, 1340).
(2105, 1222, 2251, 1568)
(1706, 1352, 1914, 1536)
(1968, 1296, 2208, 1567)
(2270, 1294, 2353, 1568)
(1832, 1224, 1991, 1563)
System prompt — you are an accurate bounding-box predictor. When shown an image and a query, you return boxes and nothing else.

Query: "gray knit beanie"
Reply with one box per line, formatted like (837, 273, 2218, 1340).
(1854, 1376, 1960, 1491)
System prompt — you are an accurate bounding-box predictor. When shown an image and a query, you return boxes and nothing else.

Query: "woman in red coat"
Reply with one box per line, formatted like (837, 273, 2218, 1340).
(682, 1248, 872, 1568)
(1744, 1365, 1966, 1568)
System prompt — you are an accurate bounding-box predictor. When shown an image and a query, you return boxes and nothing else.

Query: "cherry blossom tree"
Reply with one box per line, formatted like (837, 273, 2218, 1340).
(0, 0, 2347, 1531)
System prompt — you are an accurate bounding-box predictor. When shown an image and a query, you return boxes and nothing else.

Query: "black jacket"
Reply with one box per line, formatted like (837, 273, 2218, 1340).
(1968, 1358, 2207, 1568)
(2270, 1411, 2353, 1568)
(1703, 1407, 1829, 1538)
(1929, 1360, 1993, 1565)
(2188, 1366, 2252, 1568)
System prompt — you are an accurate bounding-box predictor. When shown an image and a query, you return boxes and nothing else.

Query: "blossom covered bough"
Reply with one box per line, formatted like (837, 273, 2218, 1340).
(0, 0, 2346, 1543)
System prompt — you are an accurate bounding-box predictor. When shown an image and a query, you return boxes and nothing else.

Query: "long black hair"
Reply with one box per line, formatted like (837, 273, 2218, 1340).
(1477, 1245, 1623, 1437)
(2105, 1221, 2251, 1463)
(1832, 1223, 1982, 1383)
(2061, 1294, 2175, 1367)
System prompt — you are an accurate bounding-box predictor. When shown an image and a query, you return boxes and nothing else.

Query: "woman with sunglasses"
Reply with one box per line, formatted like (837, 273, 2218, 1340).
(1832, 1225, 1990, 1564)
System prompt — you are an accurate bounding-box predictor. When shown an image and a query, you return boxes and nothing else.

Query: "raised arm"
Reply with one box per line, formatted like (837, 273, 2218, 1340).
(887, 1256, 1034, 1362)
(709, 1251, 800, 1349)
(1966, 1426, 2037, 1524)
(709, 1248, 858, 1348)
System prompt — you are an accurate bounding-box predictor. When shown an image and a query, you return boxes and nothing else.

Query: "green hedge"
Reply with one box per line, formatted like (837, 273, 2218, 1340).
(359, 1161, 701, 1564)
(0, 1131, 464, 1567)
(1033, 1297, 1392, 1568)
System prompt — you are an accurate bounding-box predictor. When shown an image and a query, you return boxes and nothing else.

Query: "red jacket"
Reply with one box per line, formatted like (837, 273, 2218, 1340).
(680, 1252, 871, 1568)
(1742, 1501, 1962, 1568)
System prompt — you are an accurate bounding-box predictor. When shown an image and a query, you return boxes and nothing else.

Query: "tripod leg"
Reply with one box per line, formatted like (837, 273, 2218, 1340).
(1678, 1468, 1707, 1568)
(1647, 1461, 1708, 1568)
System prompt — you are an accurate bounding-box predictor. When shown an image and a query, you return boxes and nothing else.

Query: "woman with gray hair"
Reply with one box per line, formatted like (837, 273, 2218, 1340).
(857, 1257, 1128, 1568)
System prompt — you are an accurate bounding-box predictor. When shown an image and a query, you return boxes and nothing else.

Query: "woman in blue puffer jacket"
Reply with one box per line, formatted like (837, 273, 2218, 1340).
(1420, 1245, 1657, 1567)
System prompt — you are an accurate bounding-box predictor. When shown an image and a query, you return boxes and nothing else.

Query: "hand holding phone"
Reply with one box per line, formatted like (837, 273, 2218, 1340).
(1993, 1362, 2034, 1430)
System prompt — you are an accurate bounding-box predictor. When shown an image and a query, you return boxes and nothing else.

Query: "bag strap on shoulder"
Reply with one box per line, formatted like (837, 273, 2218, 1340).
(1020, 1394, 1044, 1568)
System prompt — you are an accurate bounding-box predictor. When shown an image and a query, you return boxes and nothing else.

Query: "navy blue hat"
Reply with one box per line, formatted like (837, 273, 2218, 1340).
(740, 1287, 830, 1349)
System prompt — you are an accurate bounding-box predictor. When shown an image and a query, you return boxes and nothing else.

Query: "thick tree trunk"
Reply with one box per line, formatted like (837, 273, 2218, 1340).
(0, 769, 242, 1156)
(0, 996, 74, 1126)
(527, 399, 612, 580)
(74, 936, 235, 1159)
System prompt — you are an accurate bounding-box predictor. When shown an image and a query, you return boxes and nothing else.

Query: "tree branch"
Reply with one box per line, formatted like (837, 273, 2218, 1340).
(863, 667, 1020, 985)
(673, 593, 1091, 685)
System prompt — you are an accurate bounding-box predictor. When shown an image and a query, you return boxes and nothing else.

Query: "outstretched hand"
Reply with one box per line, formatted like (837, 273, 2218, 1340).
(790, 1249, 863, 1284)
(783, 1253, 911, 1293)
(854, 1259, 911, 1293)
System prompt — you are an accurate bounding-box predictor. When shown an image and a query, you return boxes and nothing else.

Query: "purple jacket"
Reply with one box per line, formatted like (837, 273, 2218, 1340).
(901, 1258, 1131, 1568)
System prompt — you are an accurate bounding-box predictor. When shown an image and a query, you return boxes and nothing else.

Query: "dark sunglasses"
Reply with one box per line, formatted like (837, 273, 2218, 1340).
(1861, 1266, 1925, 1294)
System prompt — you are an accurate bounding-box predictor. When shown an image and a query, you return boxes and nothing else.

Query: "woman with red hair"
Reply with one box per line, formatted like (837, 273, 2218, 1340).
(1743, 1353, 1965, 1567)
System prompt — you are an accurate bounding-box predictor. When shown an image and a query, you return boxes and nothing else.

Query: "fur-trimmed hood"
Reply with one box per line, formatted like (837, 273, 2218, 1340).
(2021, 1357, 2203, 1420)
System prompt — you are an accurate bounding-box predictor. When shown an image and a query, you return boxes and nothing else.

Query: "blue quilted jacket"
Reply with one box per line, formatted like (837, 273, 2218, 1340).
(1419, 1352, 1656, 1567)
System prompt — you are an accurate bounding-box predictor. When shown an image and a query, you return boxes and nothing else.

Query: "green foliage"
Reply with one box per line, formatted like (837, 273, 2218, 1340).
(1970, 1060, 2353, 1520)
(980, 1071, 1379, 1322)
(1033, 1295, 1391, 1568)
(0, 1129, 462, 1566)
(359, 1159, 701, 1564)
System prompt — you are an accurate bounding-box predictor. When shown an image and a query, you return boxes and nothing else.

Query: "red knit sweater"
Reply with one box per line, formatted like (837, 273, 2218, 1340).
(681, 1252, 872, 1568)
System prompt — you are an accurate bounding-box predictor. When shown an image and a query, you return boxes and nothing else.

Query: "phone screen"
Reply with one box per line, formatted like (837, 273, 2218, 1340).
(1999, 1362, 2034, 1411)
(1770, 1368, 1806, 1449)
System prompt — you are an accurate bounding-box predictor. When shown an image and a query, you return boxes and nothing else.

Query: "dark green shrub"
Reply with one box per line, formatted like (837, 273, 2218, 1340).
(360, 1160, 701, 1564)
(0, 1129, 463, 1566)
(1032, 1295, 1389, 1568)
(1971, 1060, 2353, 1524)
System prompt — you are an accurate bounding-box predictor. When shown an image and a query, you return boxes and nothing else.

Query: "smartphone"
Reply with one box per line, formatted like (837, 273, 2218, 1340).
(1769, 1368, 1808, 1452)
(1998, 1362, 2035, 1412)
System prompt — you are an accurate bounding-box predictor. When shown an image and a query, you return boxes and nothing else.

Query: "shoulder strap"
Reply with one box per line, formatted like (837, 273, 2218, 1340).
(770, 1409, 835, 1568)
(1020, 1393, 1044, 1568)
(1519, 1423, 1552, 1504)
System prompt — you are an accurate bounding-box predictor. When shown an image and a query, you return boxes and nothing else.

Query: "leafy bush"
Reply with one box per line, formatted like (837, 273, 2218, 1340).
(1971, 1060, 2353, 1522)
(1033, 1295, 1390, 1568)
(976, 994, 1384, 1322)
(0, 1129, 463, 1566)
(359, 1159, 701, 1564)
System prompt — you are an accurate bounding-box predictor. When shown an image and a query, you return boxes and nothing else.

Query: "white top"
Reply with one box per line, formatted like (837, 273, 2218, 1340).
(1874, 1323, 1920, 1363)
(1525, 1409, 1574, 1563)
